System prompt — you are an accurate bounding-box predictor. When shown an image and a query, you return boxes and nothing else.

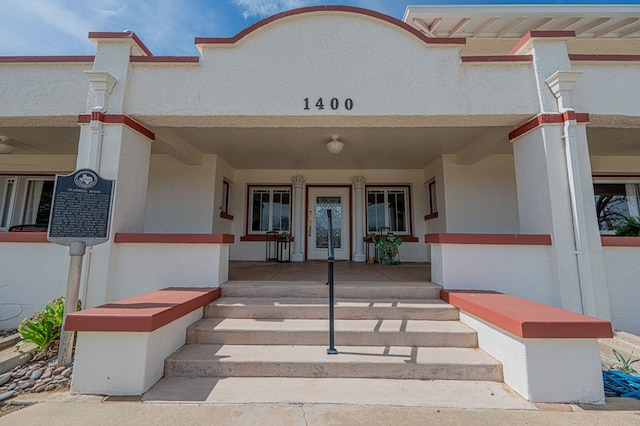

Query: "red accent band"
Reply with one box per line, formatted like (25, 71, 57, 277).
(88, 32, 153, 57)
(601, 236, 640, 247)
(64, 287, 221, 332)
(570, 54, 640, 62)
(220, 212, 234, 220)
(0, 232, 49, 243)
(195, 6, 465, 47)
(240, 235, 294, 242)
(461, 55, 533, 63)
(114, 233, 235, 244)
(441, 290, 613, 339)
(0, 56, 95, 63)
(509, 113, 590, 141)
(509, 30, 576, 55)
(130, 56, 200, 63)
(425, 233, 552, 245)
(77, 113, 155, 141)
(424, 212, 439, 220)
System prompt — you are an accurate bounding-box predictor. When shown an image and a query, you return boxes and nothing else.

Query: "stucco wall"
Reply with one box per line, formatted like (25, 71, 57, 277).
(125, 13, 538, 121)
(442, 155, 519, 233)
(144, 154, 217, 233)
(0, 64, 90, 120)
(0, 242, 69, 329)
(572, 63, 640, 117)
(603, 247, 640, 335)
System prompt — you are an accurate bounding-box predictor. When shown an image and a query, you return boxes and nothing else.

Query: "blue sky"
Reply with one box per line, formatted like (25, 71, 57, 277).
(1, 0, 638, 56)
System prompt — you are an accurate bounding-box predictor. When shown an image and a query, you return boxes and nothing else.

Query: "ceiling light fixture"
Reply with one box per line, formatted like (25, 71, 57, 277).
(326, 135, 344, 154)
(0, 136, 14, 155)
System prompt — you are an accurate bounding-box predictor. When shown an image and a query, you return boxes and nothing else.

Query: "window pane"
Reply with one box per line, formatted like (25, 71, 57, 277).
(271, 190, 290, 232)
(594, 183, 630, 231)
(429, 181, 437, 213)
(23, 180, 54, 225)
(315, 196, 341, 249)
(251, 190, 270, 232)
(388, 190, 406, 232)
(1, 179, 15, 228)
(367, 191, 385, 232)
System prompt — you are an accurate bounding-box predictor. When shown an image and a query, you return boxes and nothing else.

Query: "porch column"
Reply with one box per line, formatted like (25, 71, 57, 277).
(291, 175, 305, 262)
(352, 176, 366, 262)
(510, 34, 610, 320)
(76, 34, 154, 307)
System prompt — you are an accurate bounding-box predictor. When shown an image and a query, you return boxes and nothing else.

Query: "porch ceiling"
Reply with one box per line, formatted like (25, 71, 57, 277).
(0, 124, 639, 168)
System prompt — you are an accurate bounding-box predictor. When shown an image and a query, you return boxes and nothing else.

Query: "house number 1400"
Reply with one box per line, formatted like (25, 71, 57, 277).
(304, 98, 353, 111)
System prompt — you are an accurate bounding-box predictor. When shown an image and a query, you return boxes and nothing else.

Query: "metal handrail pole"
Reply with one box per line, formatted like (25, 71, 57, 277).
(327, 209, 338, 355)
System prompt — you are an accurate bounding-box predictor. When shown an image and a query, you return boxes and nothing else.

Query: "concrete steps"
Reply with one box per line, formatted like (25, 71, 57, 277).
(205, 297, 459, 320)
(163, 280, 503, 384)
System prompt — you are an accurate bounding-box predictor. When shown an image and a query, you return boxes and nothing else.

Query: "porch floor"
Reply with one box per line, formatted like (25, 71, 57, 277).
(228, 261, 431, 282)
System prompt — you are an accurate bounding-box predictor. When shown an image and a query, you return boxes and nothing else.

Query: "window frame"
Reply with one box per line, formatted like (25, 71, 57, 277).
(426, 179, 438, 220)
(220, 179, 233, 220)
(0, 175, 55, 231)
(593, 178, 640, 235)
(246, 185, 292, 235)
(365, 185, 412, 236)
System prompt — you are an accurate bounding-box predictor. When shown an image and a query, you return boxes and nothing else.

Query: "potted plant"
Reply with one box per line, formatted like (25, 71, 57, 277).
(375, 233, 402, 265)
(615, 216, 640, 236)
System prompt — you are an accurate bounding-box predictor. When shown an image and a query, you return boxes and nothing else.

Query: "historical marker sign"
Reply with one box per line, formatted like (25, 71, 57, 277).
(47, 169, 114, 247)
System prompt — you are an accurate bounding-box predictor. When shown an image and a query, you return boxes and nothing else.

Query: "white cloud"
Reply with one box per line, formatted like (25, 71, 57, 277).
(232, 0, 314, 19)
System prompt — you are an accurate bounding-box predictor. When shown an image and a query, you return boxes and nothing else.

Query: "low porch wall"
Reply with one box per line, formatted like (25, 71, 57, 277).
(66, 287, 221, 395)
(442, 290, 613, 403)
(111, 233, 233, 301)
(426, 233, 557, 306)
(602, 236, 640, 335)
(0, 233, 69, 329)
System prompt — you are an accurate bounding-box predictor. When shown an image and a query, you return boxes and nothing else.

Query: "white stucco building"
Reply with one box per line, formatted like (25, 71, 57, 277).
(1, 4, 639, 339)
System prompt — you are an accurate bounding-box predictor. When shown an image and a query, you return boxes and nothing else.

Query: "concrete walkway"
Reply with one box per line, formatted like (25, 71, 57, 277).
(2, 392, 640, 425)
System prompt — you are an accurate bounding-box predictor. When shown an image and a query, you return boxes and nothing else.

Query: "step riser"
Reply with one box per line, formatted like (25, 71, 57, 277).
(205, 306, 459, 321)
(187, 330, 477, 347)
(220, 286, 441, 299)
(165, 361, 502, 382)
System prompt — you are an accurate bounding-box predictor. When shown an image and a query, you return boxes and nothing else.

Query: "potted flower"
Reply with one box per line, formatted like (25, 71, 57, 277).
(375, 233, 402, 265)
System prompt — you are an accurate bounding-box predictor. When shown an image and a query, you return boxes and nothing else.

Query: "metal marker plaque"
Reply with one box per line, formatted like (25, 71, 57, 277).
(47, 169, 114, 247)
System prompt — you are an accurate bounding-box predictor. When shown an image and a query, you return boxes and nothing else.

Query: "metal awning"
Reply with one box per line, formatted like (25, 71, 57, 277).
(403, 5, 640, 39)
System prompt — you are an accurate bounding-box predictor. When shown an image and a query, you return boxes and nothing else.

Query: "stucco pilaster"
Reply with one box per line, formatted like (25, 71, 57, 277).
(291, 175, 306, 261)
(352, 176, 366, 262)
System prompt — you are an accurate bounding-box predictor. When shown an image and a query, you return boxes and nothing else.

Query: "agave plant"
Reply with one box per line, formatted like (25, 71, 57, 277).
(18, 297, 65, 353)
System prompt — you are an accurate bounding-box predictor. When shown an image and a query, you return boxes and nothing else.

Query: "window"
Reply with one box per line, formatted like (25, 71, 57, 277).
(367, 187, 410, 234)
(428, 180, 437, 214)
(221, 180, 230, 214)
(0, 176, 54, 231)
(248, 186, 291, 233)
(594, 182, 640, 233)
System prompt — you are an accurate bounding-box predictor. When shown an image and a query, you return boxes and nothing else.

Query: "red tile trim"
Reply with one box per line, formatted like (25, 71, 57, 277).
(130, 56, 200, 63)
(570, 54, 640, 62)
(509, 30, 576, 55)
(77, 112, 155, 141)
(425, 233, 552, 245)
(441, 289, 613, 339)
(0, 56, 95, 63)
(601, 236, 640, 247)
(240, 235, 294, 242)
(64, 287, 221, 332)
(220, 212, 234, 221)
(88, 32, 153, 57)
(424, 212, 439, 220)
(461, 55, 533, 63)
(114, 233, 235, 244)
(508, 113, 590, 141)
(195, 6, 465, 47)
(0, 232, 49, 243)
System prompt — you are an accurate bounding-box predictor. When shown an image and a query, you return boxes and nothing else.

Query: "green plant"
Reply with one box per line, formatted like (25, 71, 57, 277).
(375, 234, 403, 265)
(612, 348, 639, 374)
(615, 216, 640, 236)
(18, 296, 65, 353)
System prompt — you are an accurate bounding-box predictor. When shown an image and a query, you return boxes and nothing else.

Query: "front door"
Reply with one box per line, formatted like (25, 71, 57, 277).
(307, 187, 350, 260)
